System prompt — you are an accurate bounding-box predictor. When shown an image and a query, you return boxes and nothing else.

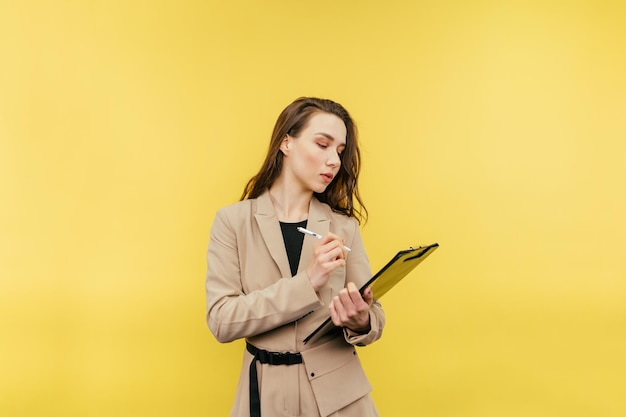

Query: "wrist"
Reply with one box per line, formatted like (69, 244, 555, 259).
(305, 268, 322, 292)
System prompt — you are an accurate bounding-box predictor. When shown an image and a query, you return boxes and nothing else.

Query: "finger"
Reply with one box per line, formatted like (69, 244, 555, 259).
(324, 241, 346, 260)
(321, 234, 347, 257)
(346, 282, 368, 308)
(338, 287, 354, 308)
(346, 282, 361, 302)
(337, 244, 346, 260)
(362, 286, 374, 306)
(315, 248, 344, 270)
(317, 234, 346, 257)
(329, 301, 342, 326)
(316, 242, 343, 261)
(331, 295, 349, 325)
(319, 232, 341, 246)
(337, 289, 362, 324)
(328, 245, 345, 261)
(322, 258, 345, 273)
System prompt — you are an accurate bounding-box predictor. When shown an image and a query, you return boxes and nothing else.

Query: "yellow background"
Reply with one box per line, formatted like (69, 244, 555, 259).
(1, 1, 625, 416)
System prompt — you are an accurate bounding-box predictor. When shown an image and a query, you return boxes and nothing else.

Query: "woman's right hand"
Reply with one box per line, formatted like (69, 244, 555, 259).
(306, 232, 347, 292)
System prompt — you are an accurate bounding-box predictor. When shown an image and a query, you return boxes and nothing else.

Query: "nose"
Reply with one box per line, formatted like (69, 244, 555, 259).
(327, 151, 341, 167)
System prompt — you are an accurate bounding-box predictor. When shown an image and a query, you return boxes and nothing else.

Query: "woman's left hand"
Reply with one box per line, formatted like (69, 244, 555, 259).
(329, 282, 373, 333)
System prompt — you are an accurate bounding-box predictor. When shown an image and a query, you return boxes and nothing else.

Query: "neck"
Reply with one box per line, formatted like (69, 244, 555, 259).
(268, 180, 312, 223)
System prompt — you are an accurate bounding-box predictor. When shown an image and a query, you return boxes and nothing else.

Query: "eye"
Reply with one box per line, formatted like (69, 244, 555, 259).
(317, 142, 328, 149)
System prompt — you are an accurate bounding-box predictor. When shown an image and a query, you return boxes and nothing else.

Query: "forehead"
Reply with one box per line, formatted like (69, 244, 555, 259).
(303, 112, 347, 144)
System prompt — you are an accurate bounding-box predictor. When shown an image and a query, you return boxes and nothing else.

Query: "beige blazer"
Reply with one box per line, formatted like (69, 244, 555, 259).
(206, 191, 385, 417)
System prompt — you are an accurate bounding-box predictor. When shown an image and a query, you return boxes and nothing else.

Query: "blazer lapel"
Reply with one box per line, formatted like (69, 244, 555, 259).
(254, 192, 292, 279)
(254, 192, 332, 281)
(297, 197, 330, 276)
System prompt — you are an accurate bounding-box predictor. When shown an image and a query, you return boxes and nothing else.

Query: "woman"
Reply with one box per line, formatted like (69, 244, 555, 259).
(206, 97, 385, 417)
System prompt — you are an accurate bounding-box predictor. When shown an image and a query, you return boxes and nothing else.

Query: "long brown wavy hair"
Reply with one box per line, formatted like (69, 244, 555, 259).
(240, 97, 367, 224)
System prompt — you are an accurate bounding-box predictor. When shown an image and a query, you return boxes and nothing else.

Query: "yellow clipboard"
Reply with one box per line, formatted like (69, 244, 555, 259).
(303, 243, 439, 344)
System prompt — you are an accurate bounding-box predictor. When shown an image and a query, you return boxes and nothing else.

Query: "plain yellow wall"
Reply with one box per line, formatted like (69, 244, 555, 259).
(1, 1, 625, 416)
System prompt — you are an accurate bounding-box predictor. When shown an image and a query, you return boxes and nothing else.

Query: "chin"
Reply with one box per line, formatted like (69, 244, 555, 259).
(312, 184, 330, 194)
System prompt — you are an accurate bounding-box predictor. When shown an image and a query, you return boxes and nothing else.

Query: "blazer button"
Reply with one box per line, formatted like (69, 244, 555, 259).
(310, 372, 315, 377)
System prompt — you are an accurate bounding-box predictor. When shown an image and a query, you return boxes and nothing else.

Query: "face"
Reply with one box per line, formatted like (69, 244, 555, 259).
(279, 111, 347, 194)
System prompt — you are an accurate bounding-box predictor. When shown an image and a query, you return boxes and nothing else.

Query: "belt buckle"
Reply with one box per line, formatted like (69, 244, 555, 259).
(267, 351, 286, 365)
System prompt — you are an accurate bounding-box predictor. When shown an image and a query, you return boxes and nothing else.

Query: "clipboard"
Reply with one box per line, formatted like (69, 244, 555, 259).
(303, 243, 439, 345)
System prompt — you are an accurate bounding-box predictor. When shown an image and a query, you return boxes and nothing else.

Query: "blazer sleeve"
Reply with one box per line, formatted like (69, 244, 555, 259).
(342, 218, 385, 346)
(205, 208, 324, 343)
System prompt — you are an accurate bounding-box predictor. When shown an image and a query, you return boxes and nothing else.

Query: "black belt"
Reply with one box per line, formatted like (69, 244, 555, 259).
(246, 341, 303, 417)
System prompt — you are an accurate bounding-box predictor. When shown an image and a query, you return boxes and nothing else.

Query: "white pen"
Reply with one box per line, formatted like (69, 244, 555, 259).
(297, 227, 352, 252)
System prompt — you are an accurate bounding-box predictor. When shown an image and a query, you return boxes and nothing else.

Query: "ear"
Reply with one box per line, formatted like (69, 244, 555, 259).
(279, 135, 292, 156)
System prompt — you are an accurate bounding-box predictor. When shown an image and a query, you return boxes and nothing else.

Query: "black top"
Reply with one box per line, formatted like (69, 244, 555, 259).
(279, 220, 307, 277)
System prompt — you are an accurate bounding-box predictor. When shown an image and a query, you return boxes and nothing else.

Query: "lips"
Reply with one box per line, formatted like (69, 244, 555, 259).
(321, 173, 334, 183)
